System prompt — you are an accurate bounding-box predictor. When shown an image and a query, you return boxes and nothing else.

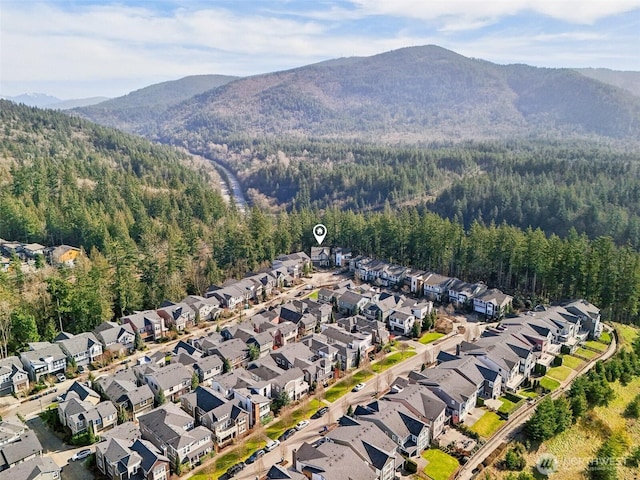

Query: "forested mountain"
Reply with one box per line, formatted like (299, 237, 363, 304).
(74, 74, 238, 135)
(148, 46, 640, 144)
(576, 68, 640, 97)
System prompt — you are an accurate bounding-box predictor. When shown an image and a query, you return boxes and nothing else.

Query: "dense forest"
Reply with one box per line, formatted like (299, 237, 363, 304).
(192, 138, 640, 248)
(3, 101, 640, 358)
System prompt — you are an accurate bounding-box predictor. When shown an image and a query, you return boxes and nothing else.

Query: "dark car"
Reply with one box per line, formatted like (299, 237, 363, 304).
(278, 428, 296, 441)
(245, 450, 265, 464)
(311, 407, 328, 419)
(225, 462, 245, 477)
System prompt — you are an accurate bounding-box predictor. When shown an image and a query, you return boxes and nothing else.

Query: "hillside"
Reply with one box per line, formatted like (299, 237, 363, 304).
(75, 74, 238, 135)
(576, 68, 640, 97)
(151, 46, 640, 145)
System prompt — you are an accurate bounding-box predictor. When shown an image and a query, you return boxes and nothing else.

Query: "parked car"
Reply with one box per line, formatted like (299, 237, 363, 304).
(77, 365, 87, 374)
(55, 395, 65, 402)
(71, 449, 92, 461)
(295, 420, 309, 431)
(352, 382, 366, 392)
(265, 439, 280, 452)
(56, 373, 66, 383)
(246, 449, 265, 464)
(311, 407, 328, 419)
(225, 462, 245, 477)
(279, 428, 296, 441)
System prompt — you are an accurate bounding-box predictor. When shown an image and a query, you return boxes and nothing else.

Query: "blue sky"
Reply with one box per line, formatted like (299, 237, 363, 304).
(1, 0, 639, 99)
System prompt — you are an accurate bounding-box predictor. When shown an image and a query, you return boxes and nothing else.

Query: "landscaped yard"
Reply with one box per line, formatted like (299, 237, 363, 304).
(539, 376, 561, 391)
(469, 411, 505, 438)
(497, 397, 519, 414)
(371, 350, 417, 373)
(518, 388, 538, 399)
(598, 331, 612, 344)
(419, 331, 445, 344)
(422, 448, 460, 480)
(574, 347, 598, 359)
(584, 340, 608, 352)
(325, 371, 373, 403)
(546, 365, 573, 381)
(306, 290, 319, 300)
(561, 355, 585, 370)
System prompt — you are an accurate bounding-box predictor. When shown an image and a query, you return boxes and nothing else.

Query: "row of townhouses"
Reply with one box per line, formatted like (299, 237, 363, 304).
(278, 298, 602, 480)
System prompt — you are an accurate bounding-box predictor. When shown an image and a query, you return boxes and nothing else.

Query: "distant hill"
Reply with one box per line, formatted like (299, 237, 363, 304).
(149, 46, 640, 145)
(75, 74, 239, 135)
(575, 68, 640, 98)
(50, 96, 110, 110)
(2, 93, 62, 107)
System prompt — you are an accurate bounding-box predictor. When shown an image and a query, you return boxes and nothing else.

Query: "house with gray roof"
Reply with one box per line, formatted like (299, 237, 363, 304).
(157, 301, 195, 331)
(0, 457, 60, 480)
(0, 357, 29, 395)
(58, 393, 117, 436)
(138, 402, 212, 467)
(354, 401, 430, 458)
(122, 311, 167, 342)
(384, 383, 447, 442)
(273, 321, 298, 347)
(182, 295, 221, 322)
(248, 360, 309, 401)
(96, 436, 170, 480)
(338, 291, 369, 315)
(142, 363, 192, 403)
(473, 288, 513, 319)
(423, 273, 455, 302)
(293, 441, 378, 480)
(409, 367, 478, 424)
(562, 299, 603, 338)
(270, 343, 315, 371)
(211, 338, 250, 370)
(190, 331, 223, 356)
(0, 430, 43, 471)
(57, 332, 103, 366)
(329, 417, 401, 480)
(266, 464, 307, 480)
(448, 279, 487, 308)
(93, 321, 135, 355)
(205, 284, 245, 310)
(20, 343, 66, 381)
(101, 377, 154, 420)
(233, 387, 271, 428)
(310, 246, 331, 268)
(63, 381, 101, 405)
(181, 386, 249, 449)
(0, 419, 26, 447)
(388, 308, 416, 335)
(193, 355, 224, 386)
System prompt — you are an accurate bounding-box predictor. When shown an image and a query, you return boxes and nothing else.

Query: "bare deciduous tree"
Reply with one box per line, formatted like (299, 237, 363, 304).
(0, 301, 13, 359)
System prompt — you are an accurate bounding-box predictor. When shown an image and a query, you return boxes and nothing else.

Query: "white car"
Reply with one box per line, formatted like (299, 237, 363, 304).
(295, 420, 309, 431)
(352, 383, 366, 392)
(265, 439, 280, 452)
(71, 449, 92, 461)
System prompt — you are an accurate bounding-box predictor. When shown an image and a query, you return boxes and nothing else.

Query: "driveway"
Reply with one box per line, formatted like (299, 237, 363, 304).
(27, 417, 94, 480)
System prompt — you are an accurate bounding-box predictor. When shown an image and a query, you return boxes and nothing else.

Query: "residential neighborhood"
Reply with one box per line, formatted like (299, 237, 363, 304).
(0, 246, 611, 480)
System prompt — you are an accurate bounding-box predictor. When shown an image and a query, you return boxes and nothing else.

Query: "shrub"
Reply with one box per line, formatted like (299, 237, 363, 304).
(503, 449, 526, 471)
(476, 397, 485, 407)
(404, 458, 417, 473)
(552, 356, 563, 367)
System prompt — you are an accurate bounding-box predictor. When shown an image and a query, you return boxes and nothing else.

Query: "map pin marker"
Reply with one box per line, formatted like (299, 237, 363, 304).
(313, 224, 327, 245)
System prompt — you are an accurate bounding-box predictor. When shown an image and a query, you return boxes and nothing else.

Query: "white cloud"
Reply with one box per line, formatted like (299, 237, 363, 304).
(349, 0, 640, 25)
(0, 1, 638, 98)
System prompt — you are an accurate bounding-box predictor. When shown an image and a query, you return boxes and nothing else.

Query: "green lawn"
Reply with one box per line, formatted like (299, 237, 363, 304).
(539, 376, 561, 392)
(307, 290, 319, 300)
(574, 347, 598, 359)
(561, 355, 584, 370)
(469, 411, 505, 438)
(325, 371, 374, 403)
(613, 322, 639, 347)
(498, 397, 519, 414)
(598, 331, 612, 344)
(422, 449, 460, 480)
(371, 350, 417, 373)
(546, 365, 573, 381)
(419, 331, 445, 344)
(518, 388, 538, 399)
(583, 340, 608, 352)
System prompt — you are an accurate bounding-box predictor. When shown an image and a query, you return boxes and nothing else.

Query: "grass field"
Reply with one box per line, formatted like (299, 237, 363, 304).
(422, 449, 460, 480)
(546, 365, 573, 381)
(584, 340, 608, 352)
(484, 377, 640, 480)
(539, 376, 561, 391)
(469, 411, 505, 438)
(498, 397, 519, 414)
(561, 355, 585, 370)
(612, 323, 639, 349)
(419, 332, 445, 344)
(598, 331, 612, 344)
(518, 388, 538, 399)
(307, 290, 319, 300)
(325, 370, 374, 403)
(371, 350, 417, 373)
(574, 347, 598, 359)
